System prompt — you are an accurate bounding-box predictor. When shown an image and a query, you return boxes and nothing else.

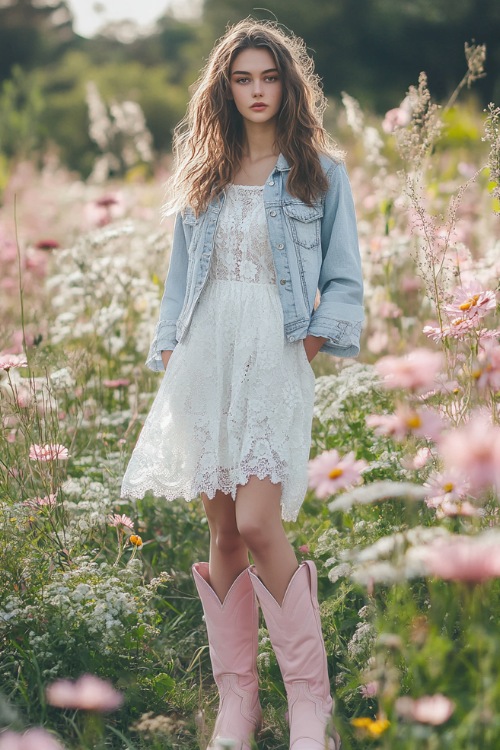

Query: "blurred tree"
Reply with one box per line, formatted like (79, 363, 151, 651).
(37, 50, 189, 174)
(0, 11, 208, 175)
(0, 0, 75, 81)
(202, 0, 500, 110)
(0, 64, 44, 199)
(0, 64, 43, 158)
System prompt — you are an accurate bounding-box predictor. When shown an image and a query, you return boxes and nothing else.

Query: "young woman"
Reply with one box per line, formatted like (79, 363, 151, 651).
(121, 18, 363, 750)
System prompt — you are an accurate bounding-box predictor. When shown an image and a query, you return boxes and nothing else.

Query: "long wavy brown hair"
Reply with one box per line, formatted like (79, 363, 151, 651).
(164, 18, 344, 216)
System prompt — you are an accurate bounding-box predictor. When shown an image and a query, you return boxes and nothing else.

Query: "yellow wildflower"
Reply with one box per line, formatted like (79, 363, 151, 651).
(351, 717, 372, 729)
(130, 534, 143, 547)
(352, 716, 390, 738)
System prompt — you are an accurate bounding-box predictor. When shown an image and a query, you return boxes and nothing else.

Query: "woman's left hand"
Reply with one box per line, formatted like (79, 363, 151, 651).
(302, 335, 327, 363)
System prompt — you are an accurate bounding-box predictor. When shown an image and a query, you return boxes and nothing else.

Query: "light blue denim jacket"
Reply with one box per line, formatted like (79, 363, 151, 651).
(146, 153, 364, 371)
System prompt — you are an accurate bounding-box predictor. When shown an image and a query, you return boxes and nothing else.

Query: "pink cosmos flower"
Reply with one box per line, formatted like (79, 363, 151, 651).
(102, 379, 130, 388)
(46, 674, 124, 712)
(108, 513, 134, 529)
(15, 385, 32, 408)
(366, 405, 444, 442)
(444, 284, 497, 321)
(423, 469, 479, 517)
(367, 330, 389, 354)
(360, 681, 379, 698)
(436, 498, 480, 518)
(5, 330, 34, 354)
(476, 328, 500, 341)
(366, 412, 404, 438)
(438, 414, 500, 494)
(401, 276, 421, 293)
(0, 353, 28, 370)
(377, 300, 402, 319)
(396, 694, 455, 725)
(23, 494, 58, 508)
(375, 349, 444, 392)
(475, 340, 500, 391)
(422, 324, 442, 342)
(419, 375, 460, 401)
(401, 447, 432, 470)
(424, 469, 469, 508)
(308, 449, 367, 499)
(420, 536, 500, 582)
(0, 728, 65, 750)
(382, 106, 412, 133)
(298, 544, 310, 554)
(29, 444, 69, 461)
(423, 316, 478, 341)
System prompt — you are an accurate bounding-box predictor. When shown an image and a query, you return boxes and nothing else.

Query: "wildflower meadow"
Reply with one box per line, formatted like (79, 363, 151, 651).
(1, 43, 500, 750)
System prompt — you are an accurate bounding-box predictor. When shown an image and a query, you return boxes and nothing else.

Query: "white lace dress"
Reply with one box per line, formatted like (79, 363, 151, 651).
(120, 184, 316, 521)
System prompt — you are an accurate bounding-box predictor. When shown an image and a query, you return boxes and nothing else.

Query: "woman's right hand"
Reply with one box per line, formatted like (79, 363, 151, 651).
(161, 350, 173, 369)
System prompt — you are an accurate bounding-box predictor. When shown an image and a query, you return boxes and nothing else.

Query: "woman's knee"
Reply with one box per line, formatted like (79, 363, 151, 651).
(235, 479, 284, 554)
(236, 515, 277, 555)
(202, 493, 243, 554)
(213, 525, 244, 555)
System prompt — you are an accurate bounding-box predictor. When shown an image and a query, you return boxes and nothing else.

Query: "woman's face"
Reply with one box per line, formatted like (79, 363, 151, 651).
(229, 47, 283, 127)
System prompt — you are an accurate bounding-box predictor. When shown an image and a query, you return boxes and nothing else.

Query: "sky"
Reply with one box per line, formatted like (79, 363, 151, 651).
(66, 0, 199, 38)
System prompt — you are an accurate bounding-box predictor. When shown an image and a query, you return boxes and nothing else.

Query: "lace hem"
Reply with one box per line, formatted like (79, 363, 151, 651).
(120, 461, 304, 522)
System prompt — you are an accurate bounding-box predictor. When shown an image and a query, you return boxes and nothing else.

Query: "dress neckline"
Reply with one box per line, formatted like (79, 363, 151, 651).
(228, 183, 265, 189)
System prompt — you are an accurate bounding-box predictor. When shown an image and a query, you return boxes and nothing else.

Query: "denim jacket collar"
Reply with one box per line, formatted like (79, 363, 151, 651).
(209, 154, 290, 209)
(274, 154, 291, 172)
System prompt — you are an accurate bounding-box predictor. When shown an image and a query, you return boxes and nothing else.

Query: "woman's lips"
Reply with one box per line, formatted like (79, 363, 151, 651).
(251, 103, 267, 110)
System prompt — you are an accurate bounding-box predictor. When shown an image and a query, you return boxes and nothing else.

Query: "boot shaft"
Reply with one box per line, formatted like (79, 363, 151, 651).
(192, 563, 262, 749)
(192, 563, 260, 691)
(248, 561, 332, 710)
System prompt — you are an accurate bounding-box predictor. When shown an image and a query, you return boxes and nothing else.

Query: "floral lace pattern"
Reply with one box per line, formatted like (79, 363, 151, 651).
(121, 186, 315, 521)
(210, 185, 276, 285)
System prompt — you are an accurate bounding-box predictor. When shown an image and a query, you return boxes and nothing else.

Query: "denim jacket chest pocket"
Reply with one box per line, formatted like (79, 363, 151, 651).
(282, 202, 324, 249)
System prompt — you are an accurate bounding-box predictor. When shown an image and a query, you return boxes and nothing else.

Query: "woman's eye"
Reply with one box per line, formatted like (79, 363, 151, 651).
(265, 76, 279, 82)
(236, 78, 249, 84)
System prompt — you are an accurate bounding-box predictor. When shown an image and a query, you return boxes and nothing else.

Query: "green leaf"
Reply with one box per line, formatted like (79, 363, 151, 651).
(151, 672, 176, 697)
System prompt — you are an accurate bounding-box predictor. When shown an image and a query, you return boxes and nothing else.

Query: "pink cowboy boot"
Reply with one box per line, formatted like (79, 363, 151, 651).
(249, 560, 341, 750)
(192, 563, 262, 749)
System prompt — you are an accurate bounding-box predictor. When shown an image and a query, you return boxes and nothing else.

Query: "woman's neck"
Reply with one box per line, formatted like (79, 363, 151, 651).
(241, 120, 279, 163)
(231, 120, 280, 185)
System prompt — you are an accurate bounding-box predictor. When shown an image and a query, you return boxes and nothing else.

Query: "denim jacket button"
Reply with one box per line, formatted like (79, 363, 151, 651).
(277, 243, 284, 250)
(270, 210, 277, 217)
(280, 279, 286, 285)
(268, 180, 275, 186)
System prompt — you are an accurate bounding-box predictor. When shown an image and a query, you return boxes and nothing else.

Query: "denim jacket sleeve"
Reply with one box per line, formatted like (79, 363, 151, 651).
(145, 212, 188, 371)
(307, 161, 364, 358)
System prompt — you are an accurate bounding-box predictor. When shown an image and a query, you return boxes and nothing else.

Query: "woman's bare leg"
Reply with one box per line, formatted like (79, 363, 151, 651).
(201, 490, 250, 602)
(235, 476, 298, 605)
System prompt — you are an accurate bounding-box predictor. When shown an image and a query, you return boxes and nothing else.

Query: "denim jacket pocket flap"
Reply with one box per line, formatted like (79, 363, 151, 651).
(283, 203, 324, 223)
